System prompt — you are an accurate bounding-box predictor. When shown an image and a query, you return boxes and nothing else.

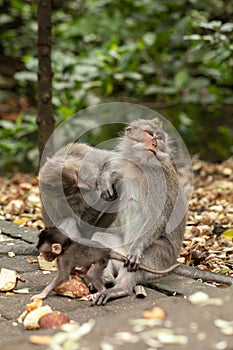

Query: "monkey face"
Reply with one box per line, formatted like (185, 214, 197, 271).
(141, 127, 166, 155)
(39, 242, 58, 262)
(125, 120, 167, 158)
(41, 250, 57, 262)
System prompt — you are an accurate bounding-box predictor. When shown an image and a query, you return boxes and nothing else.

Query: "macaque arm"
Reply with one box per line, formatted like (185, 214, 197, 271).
(97, 160, 120, 201)
(31, 259, 70, 301)
(31, 273, 63, 301)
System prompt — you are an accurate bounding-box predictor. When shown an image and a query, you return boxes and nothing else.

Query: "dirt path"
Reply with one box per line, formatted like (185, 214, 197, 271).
(0, 221, 232, 350)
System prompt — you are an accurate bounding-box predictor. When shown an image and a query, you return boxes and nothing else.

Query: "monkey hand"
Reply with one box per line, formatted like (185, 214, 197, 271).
(97, 166, 119, 201)
(101, 184, 118, 202)
(125, 249, 142, 272)
(97, 178, 118, 202)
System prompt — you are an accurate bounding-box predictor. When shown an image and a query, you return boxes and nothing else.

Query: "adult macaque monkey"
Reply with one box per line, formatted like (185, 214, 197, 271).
(90, 117, 186, 304)
(92, 118, 232, 304)
(31, 227, 180, 301)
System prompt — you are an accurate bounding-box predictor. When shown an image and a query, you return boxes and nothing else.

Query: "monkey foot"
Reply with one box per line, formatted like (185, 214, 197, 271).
(86, 292, 102, 301)
(91, 287, 131, 306)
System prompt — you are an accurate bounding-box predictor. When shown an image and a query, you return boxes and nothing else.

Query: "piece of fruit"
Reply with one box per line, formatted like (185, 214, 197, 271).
(39, 311, 70, 329)
(55, 275, 89, 298)
(23, 305, 52, 329)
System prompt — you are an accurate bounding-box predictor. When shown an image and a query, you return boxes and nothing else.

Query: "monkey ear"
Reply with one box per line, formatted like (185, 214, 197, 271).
(125, 126, 132, 134)
(51, 243, 62, 255)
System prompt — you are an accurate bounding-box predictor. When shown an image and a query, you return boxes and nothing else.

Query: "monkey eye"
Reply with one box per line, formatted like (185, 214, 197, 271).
(156, 134, 163, 140)
(147, 130, 155, 137)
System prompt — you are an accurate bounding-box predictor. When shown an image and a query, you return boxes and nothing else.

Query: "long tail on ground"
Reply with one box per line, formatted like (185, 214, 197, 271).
(173, 264, 232, 285)
(0, 244, 38, 255)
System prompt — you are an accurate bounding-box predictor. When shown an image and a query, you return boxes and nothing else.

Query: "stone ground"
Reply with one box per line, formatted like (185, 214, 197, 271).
(0, 221, 232, 350)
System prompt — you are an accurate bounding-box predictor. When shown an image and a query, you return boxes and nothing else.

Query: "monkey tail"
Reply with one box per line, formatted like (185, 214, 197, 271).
(110, 251, 127, 263)
(173, 264, 232, 285)
(139, 262, 180, 275)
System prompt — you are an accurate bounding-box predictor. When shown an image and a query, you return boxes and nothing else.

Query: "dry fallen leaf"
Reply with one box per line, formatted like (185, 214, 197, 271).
(4, 199, 25, 215)
(13, 217, 30, 225)
(221, 229, 233, 241)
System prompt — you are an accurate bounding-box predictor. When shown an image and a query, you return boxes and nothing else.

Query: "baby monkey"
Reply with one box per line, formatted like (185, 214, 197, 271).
(31, 227, 180, 301)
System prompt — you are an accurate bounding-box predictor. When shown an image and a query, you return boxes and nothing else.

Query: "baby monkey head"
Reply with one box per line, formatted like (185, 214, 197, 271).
(37, 227, 71, 262)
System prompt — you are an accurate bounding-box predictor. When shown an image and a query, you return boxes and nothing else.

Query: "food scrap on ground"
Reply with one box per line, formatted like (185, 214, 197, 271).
(0, 268, 25, 292)
(23, 305, 53, 330)
(55, 275, 89, 298)
(39, 311, 70, 329)
(142, 306, 166, 319)
(18, 298, 71, 330)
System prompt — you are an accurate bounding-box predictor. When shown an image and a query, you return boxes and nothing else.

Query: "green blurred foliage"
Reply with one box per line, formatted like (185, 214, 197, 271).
(0, 0, 232, 172)
(0, 115, 38, 172)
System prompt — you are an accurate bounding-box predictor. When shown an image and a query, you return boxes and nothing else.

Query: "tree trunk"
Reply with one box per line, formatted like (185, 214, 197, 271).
(37, 0, 55, 167)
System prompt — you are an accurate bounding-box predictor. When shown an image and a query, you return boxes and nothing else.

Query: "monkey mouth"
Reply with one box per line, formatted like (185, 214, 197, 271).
(46, 257, 56, 262)
(146, 146, 157, 155)
(145, 140, 157, 155)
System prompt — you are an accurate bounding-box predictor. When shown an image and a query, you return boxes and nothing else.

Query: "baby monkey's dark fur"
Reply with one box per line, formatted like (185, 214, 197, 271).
(31, 227, 180, 301)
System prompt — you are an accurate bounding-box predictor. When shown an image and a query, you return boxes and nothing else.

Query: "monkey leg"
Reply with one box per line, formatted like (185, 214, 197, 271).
(86, 263, 106, 292)
(92, 267, 141, 305)
(102, 260, 117, 285)
(92, 238, 181, 305)
(91, 232, 123, 285)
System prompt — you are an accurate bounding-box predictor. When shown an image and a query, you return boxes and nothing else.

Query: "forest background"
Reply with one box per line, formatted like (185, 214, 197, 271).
(0, 0, 232, 173)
